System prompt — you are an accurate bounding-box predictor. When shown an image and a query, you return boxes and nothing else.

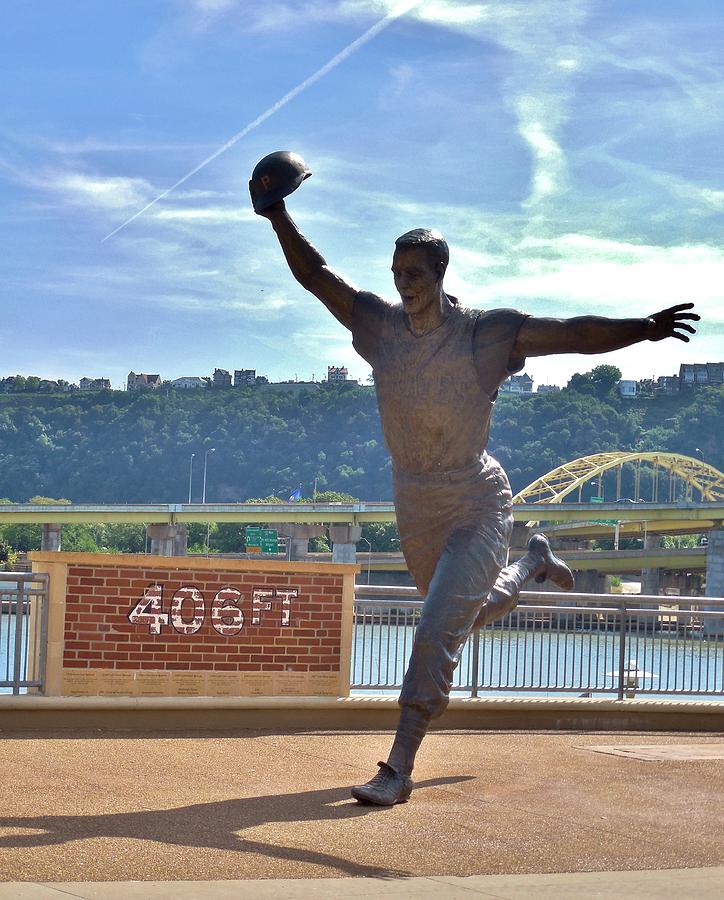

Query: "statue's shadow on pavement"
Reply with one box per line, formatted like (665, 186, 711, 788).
(0, 775, 473, 879)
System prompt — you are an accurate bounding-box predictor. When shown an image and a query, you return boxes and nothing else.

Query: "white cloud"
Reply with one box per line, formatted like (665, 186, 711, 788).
(450, 233, 724, 323)
(336, 2, 592, 214)
(181, 0, 239, 30)
(179, 0, 363, 34)
(153, 206, 253, 222)
(52, 173, 152, 210)
(0, 155, 154, 211)
(177, 0, 489, 36)
(43, 137, 211, 155)
(416, 1, 488, 26)
(583, 148, 724, 216)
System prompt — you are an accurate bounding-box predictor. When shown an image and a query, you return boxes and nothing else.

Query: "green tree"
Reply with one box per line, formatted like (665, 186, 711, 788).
(361, 522, 400, 551)
(102, 523, 147, 553)
(1, 523, 41, 552)
(590, 364, 623, 398)
(312, 490, 357, 503)
(0, 380, 720, 506)
(61, 524, 101, 552)
(567, 365, 622, 399)
(0, 538, 18, 570)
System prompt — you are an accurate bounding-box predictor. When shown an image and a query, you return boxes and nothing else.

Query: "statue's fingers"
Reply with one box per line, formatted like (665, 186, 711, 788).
(668, 301, 696, 312)
(676, 322, 697, 334)
(675, 312, 701, 321)
(671, 332, 690, 342)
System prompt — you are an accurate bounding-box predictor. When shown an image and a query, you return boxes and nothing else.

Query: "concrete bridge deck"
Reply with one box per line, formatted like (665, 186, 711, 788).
(1, 499, 722, 527)
(349, 546, 709, 572)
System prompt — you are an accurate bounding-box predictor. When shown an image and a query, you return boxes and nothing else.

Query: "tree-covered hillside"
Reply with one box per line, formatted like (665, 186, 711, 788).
(0, 379, 721, 504)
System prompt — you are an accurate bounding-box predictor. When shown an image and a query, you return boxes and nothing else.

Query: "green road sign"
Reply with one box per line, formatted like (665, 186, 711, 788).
(260, 528, 279, 553)
(245, 526, 262, 552)
(245, 526, 278, 553)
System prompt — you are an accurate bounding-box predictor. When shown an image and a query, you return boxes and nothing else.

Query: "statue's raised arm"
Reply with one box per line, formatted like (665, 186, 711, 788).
(249, 151, 358, 330)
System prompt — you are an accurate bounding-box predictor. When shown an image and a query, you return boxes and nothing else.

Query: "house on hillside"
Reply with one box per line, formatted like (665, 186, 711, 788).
(127, 372, 161, 391)
(679, 362, 724, 389)
(213, 368, 232, 388)
(171, 376, 206, 390)
(500, 373, 534, 394)
(234, 369, 256, 387)
(327, 366, 348, 383)
(80, 377, 111, 391)
(656, 375, 679, 395)
(537, 384, 560, 394)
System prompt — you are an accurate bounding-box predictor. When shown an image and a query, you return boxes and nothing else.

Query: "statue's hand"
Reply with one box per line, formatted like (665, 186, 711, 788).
(645, 302, 700, 342)
(248, 180, 285, 219)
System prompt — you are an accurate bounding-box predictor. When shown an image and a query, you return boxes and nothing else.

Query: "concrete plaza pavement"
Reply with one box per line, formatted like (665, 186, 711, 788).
(3, 868, 724, 899)
(0, 729, 722, 894)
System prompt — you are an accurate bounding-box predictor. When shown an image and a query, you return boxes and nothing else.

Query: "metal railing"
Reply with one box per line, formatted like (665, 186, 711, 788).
(352, 586, 724, 700)
(0, 572, 49, 694)
(3, 570, 721, 700)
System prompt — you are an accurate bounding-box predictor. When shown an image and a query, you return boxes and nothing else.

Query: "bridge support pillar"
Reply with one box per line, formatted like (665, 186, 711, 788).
(704, 527, 724, 638)
(146, 524, 188, 557)
(41, 524, 62, 552)
(277, 524, 325, 561)
(329, 525, 362, 564)
(509, 523, 531, 550)
(641, 534, 661, 596)
(573, 569, 610, 595)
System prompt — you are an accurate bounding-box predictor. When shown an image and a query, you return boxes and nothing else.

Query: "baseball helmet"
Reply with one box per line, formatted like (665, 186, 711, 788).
(249, 151, 311, 212)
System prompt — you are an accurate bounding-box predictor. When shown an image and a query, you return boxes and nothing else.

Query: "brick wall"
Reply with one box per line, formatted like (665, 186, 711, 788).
(64, 563, 342, 673)
(30, 553, 355, 697)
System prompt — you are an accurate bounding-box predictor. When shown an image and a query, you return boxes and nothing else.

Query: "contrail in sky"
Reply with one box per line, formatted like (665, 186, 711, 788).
(102, 1, 421, 242)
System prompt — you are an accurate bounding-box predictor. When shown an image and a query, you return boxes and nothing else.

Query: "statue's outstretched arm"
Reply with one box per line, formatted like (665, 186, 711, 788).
(513, 303, 699, 358)
(254, 199, 358, 330)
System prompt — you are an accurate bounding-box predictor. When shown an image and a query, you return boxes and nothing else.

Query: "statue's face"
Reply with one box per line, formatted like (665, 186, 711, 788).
(391, 245, 441, 315)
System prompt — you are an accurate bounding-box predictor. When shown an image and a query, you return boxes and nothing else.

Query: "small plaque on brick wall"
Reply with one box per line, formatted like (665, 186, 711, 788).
(62, 671, 99, 696)
(171, 671, 207, 697)
(239, 672, 275, 696)
(98, 671, 138, 697)
(136, 671, 173, 696)
(308, 672, 341, 696)
(207, 672, 242, 696)
(274, 671, 309, 696)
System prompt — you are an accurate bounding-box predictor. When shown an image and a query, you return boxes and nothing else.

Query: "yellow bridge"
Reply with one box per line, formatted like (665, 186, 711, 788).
(512, 451, 724, 505)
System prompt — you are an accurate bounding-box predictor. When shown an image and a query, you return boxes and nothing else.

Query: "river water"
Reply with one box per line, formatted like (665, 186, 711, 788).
(3, 613, 722, 698)
(352, 624, 724, 699)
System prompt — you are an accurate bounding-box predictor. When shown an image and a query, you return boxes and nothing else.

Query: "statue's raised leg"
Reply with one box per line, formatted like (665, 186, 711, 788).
(351, 533, 572, 805)
(474, 532, 574, 628)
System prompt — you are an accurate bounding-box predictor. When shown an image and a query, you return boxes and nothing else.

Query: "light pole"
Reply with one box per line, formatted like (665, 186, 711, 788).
(203, 448, 215, 554)
(359, 536, 372, 584)
(187, 453, 195, 504)
(202, 448, 216, 504)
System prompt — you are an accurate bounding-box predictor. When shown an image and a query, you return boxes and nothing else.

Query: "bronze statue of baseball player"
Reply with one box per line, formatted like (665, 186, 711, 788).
(250, 152, 699, 806)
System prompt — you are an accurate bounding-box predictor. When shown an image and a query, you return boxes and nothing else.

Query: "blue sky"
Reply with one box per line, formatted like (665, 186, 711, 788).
(1, 0, 722, 389)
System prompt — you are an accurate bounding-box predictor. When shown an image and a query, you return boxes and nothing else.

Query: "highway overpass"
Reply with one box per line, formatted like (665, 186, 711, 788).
(1, 500, 722, 529)
(352, 546, 708, 574)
